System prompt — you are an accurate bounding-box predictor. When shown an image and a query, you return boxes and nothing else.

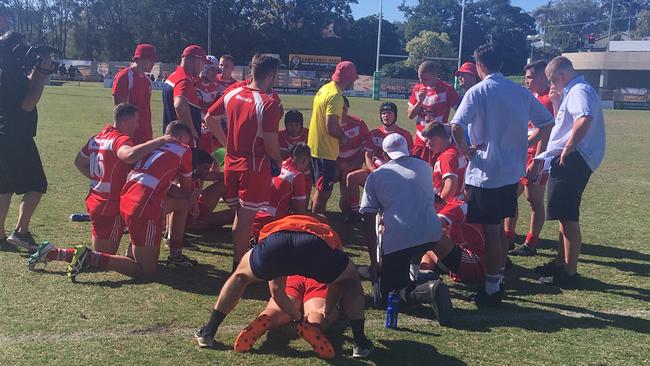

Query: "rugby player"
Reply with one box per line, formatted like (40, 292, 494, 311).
(194, 215, 374, 359)
(337, 96, 370, 220)
(346, 102, 413, 214)
(407, 60, 459, 164)
(196, 55, 226, 155)
(163, 45, 207, 142)
(215, 54, 238, 98)
(28, 121, 197, 278)
(233, 275, 337, 359)
(278, 110, 311, 206)
(112, 44, 157, 144)
(205, 54, 283, 270)
(506, 60, 554, 256)
(73, 103, 174, 254)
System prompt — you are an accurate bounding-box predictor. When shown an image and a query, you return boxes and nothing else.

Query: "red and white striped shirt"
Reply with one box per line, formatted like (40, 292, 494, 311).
(339, 115, 370, 161)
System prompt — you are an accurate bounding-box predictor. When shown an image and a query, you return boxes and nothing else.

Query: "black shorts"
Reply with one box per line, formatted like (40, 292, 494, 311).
(0, 136, 47, 194)
(466, 183, 518, 225)
(379, 242, 436, 297)
(250, 231, 350, 283)
(310, 158, 337, 192)
(547, 152, 592, 222)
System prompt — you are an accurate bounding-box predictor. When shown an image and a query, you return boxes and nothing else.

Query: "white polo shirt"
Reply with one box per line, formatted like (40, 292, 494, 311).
(535, 75, 606, 172)
(451, 73, 554, 188)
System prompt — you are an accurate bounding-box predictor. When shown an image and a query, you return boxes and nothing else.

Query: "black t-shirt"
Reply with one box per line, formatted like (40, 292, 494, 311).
(0, 66, 38, 138)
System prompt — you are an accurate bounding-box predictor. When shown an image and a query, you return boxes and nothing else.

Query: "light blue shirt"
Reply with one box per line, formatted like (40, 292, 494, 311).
(536, 75, 606, 172)
(451, 73, 554, 188)
(360, 156, 441, 255)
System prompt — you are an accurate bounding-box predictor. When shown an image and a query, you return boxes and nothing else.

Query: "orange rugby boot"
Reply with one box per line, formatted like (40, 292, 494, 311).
(233, 314, 271, 352)
(296, 321, 335, 359)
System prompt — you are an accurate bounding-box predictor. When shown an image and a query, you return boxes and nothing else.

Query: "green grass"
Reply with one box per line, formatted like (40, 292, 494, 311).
(1, 82, 649, 365)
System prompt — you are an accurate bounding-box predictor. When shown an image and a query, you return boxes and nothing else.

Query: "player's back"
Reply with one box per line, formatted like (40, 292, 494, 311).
(339, 115, 369, 159)
(433, 144, 467, 199)
(120, 141, 192, 218)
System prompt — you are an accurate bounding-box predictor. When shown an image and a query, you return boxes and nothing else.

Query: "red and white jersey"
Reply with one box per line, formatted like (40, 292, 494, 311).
(528, 92, 555, 158)
(81, 125, 134, 216)
(432, 144, 467, 200)
(279, 127, 309, 156)
(112, 67, 152, 144)
(225, 79, 282, 106)
(256, 158, 308, 220)
(215, 75, 238, 98)
(339, 115, 370, 161)
(408, 81, 459, 145)
(363, 125, 414, 168)
(165, 65, 202, 109)
(120, 142, 193, 219)
(207, 85, 282, 172)
(195, 78, 219, 113)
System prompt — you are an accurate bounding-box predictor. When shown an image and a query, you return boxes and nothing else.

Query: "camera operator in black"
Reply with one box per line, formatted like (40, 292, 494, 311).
(0, 31, 53, 252)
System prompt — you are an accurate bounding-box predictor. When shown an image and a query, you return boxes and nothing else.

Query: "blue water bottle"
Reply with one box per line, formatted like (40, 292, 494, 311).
(385, 291, 399, 329)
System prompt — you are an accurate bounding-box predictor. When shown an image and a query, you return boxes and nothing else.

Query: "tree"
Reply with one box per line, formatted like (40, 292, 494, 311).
(339, 15, 403, 74)
(635, 9, 650, 38)
(405, 30, 456, 78)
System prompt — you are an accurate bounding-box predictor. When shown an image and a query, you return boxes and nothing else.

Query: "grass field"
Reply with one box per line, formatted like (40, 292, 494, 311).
(1, 82, 649, 365)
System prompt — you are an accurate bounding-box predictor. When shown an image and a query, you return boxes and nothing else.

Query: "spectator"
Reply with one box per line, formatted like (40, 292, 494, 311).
(67, 65, 77, 80)
(0, 31, 52, 252)
(450, 44, 554, 306)
(307, 61, 357, 214)
(532, 56, 606, 287)
(454, 62, 479, 106)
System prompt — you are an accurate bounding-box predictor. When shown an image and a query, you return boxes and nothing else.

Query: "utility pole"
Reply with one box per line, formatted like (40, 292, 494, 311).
(207, 4, 212, 55)
(607, 0, 615, 51)
(373, 0, 383, 100)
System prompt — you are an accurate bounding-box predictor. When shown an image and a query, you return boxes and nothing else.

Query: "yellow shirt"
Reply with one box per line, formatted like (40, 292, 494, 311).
(307, 81, 344, 160)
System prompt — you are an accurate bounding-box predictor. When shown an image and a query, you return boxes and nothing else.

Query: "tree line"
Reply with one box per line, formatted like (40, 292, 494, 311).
(2, 0, 649, 77)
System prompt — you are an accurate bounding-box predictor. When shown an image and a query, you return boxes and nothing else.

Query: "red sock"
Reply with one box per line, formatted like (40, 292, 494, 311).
(504, 230, 515, 242)
(89, 251, 110, 269)
(525, 233, 539, 247)
(46, 248, 75, 262)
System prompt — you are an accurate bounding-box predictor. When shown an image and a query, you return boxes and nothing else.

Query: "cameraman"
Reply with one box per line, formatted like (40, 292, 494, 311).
(0, 31, 51, 252)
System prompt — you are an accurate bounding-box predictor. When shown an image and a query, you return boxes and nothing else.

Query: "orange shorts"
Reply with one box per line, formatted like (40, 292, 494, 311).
(224, 169, 272, 211)
(123, 215, 163, 247)
(285, 275, 328, 303)
(90, 214, 124, 242)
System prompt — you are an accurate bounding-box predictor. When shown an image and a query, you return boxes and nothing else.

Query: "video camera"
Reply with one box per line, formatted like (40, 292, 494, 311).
(0, 32, 59, 74)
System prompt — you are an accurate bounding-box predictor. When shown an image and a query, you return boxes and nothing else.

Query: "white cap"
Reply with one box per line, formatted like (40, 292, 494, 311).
(382, 133, 410, 160)
(202, 55, 220, 74)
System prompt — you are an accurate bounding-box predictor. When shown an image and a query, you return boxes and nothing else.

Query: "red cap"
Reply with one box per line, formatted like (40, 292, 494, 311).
(181, 45, 207, 61)
(455, 62, 478, 77)
(133, 44, 157, 61)
(332, 61, 358, 84)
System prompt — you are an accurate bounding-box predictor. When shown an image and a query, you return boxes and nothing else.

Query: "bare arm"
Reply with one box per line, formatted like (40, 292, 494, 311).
(269, 277, 302, 321)
(439, 176, 458, 202)
(262, 132, 282, 165)
(173, 96, 198, 139)
(364, 151, 376, 172)
(204, 113, 227, 147)
(21, 68, 50, 112)
(407, 103, 421, 120)
(528, 124, 553, 154)
(117, 136, 174, 164)
(74, 151, 92, 179)
(325, 115, 346, 140)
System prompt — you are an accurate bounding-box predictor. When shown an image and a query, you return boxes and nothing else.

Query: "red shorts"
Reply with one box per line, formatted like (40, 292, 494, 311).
(520, 150, 549, 186)
(252, 213, 274, 239)
(285, 275, 328, 303)
(449, 248, 485, 284)
(224, 169, 272, 211)
(90, 214, 124, 242)
(123, 214, 163, 247)
(448, 222, 485, 284)
(437, 201, 467, 226)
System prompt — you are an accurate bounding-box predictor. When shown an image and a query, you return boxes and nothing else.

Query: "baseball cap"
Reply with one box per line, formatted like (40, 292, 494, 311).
(202, 55, 220, 74)
(133, 44, 157, 61)
(382, 133, 410, 160)
(182, 45, 207, 61)
(332, 61, 358, 84)
(455, 62, 478, 77)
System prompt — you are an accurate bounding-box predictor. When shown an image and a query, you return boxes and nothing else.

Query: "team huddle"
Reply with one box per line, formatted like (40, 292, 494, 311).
(8, 41, 605, 360)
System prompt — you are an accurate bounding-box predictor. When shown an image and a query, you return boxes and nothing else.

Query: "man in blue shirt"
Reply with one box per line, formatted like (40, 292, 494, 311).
(451, 44, 554, 306)
(531, 56, 606, 287)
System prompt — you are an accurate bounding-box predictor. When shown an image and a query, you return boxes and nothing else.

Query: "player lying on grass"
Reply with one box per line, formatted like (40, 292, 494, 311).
(194, 215, 374, 359)
(27, 121, 198, 279)
(233, 274, 338, 359)
(74, 103, 176, 255)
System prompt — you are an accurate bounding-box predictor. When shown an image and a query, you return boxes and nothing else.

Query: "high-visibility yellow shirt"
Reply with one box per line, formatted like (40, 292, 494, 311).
(307, 81, 344, 160)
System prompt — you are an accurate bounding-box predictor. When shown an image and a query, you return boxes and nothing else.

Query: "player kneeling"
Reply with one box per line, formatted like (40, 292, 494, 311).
(27, 121, 197, 280)
(234, 275, 337, 359)
(194, 215, 373, 359)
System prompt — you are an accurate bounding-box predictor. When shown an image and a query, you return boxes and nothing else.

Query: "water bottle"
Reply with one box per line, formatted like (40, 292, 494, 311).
(385, 291, 399, 329)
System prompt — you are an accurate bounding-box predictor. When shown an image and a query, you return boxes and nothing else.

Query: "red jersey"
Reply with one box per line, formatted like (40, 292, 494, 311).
(256, 159, 308, 220)
(279, 127, 309, 156)
(120, 142, 193, 219)
(215, 75, 238, 99)
(81, 125, 133, 216)
(364, 126, 414, 168)
(339, 115, 370, 161)
(195, 78, 219, 113)
(208, 86, 282, 172)
(432, 144, 467, 200)
(408, 80, 459, 145)
(112, 67, 152, 144)
(528, 92, 555, 158)
(225, 79, 282, 105)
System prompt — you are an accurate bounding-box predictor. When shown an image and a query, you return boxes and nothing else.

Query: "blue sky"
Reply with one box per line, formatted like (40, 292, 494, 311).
(351, 0, 549, 22)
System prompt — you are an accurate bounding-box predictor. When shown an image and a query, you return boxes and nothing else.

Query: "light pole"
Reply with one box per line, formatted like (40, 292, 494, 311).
(457, 0, 466, 70)
(607, 0, 615, 51)
(207, 4, 212, 55)
(373, 0, 383, 100)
